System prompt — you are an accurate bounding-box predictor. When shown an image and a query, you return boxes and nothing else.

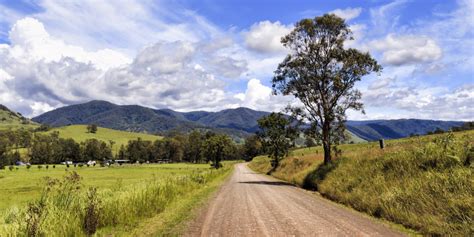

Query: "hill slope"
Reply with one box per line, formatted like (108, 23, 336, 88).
(0, 104, 38, 130)
(346, 119, 463, 140)
(44, 125, 162, 151)
(32, 100, 465, 141)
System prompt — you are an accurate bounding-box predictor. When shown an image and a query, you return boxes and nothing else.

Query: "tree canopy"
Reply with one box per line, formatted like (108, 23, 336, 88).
(273, 14, 381, 164)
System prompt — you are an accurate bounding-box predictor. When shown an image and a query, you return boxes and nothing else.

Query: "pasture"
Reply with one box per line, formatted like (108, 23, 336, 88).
(0, 163, 205, 211)
(44, 125, 162, 150)
(0, 162, 234, 236)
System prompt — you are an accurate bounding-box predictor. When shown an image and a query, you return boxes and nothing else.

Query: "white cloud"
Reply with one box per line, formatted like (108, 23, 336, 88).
(243, 21, 292, 54)
(7, 18, 131, 71)
(235, 78, 296, 112)
(362, 82, 474, 120)
(330, 7, 362, 21)
(0, 17, 267, 116)
(371, 34, 442, 66)
(369, 0, 407, 34)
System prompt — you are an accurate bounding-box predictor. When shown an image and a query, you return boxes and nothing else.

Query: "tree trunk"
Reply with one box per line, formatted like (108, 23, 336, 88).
(323, 141, 331, 164)
(322, 120, 332, 164)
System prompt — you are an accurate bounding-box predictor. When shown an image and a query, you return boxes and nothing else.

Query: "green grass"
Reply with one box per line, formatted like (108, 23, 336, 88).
(249, 130, 474, 236)
(44, 125, 162, 150)
(0, 162, 235, 236)
(0, 109, 39, 130)
(0, 163, 205, 212)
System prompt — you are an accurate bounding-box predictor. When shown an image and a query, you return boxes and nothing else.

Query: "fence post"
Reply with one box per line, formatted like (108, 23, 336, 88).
(379, 139, 385, 149)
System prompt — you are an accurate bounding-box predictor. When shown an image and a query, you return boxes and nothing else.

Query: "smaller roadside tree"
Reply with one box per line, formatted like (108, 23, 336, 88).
(87, 124, 98, 134)
(243, 135, 263, 161)
(201, 134, 232, 169)
(257, 113, 298, 172)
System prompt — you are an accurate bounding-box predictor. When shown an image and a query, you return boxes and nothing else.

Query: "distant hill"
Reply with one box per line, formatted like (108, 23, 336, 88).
(346, 119, 464, 141)
(32, 100, 269, 139)
(0, 104, 37, 130)
(32, 100, 465, 141)
(44, 125, 161, 154)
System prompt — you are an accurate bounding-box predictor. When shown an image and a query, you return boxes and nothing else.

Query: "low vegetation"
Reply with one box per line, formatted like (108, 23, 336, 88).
(0, 163, 234, 236)
(249, 131, 474, 236)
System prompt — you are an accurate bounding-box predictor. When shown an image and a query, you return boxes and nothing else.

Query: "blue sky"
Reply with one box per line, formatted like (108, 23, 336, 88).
(0, 0, 472, 120)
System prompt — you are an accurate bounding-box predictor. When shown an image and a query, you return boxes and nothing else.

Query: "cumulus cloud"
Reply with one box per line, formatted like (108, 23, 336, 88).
(371, 34, 442, 66)
(0, 17, 257, 116)
(234, 79, 296, 112)
(7, 18, 131, 71)
(330, 7, 362, 21)
(363, 82, 474, 120)
(243, 21, 292, 54)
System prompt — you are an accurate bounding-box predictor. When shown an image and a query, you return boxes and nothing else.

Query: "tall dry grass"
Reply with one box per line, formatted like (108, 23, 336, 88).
(250, 131, 474, 236)
(0, 165, 231, 236)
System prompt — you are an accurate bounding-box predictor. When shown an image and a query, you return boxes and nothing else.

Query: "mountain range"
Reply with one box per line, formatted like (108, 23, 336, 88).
(31, 100, 464, 141)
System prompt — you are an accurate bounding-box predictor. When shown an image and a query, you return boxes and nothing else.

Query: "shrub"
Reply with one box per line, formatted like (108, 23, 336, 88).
(37, 165, 42, 170)
(83, 188, 101, 235)
(8, 165, 14, 171)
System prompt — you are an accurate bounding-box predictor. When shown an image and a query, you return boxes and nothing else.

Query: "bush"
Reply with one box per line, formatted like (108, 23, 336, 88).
(83, 188, 101, 235)
(8, 165, 14, 171)
(37, 165, 42, 170)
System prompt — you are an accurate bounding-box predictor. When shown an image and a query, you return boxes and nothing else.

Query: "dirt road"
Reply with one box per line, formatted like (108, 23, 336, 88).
(185, 163, 405, 237)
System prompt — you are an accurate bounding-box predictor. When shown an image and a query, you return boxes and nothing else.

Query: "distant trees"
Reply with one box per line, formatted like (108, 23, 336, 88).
(242, 135, 263, 161)
(202, 134, 232, 169)
(185, 130, 205, 163)
(82, 139, 112, 162)
(87, 124, 98, 133)
(272, 14, 381, 164)
(0, 138, 8, 169)
(257, 113, 297, 171)
(451, 122, 474, 132)
(0, 126, 243, 166)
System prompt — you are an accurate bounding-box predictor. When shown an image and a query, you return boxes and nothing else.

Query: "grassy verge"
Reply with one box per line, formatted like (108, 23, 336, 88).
(123, 163, 234, 236)
(249, 131, 473, 236)
(0, 162, 235, 236)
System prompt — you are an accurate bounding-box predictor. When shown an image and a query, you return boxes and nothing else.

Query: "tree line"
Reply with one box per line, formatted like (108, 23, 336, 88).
(0, 127, 265, 169)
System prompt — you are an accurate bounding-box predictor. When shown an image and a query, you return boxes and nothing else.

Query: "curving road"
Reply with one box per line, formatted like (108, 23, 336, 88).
(185, 163, 405, 237)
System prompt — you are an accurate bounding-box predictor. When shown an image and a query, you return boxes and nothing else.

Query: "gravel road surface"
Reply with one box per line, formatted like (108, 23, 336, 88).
(185, 163, 405, 237)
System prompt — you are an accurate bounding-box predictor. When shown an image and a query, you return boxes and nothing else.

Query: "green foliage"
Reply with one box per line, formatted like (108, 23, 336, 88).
(86, 124, 98, 134)
(242, 135, 263, 161)
(257, 113, 297, 171)
(273, 14, 381, 164)
(202, 134, 233, 169)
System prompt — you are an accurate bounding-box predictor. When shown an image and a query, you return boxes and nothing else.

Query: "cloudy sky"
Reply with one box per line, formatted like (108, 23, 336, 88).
(0, 0, 472, 120)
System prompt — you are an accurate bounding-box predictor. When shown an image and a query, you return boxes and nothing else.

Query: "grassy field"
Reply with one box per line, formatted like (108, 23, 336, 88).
(44, 125, 162, 149)
(0, 163, 204, 211)
(0, 162, 235, 236)
(249, 130, 474, 236)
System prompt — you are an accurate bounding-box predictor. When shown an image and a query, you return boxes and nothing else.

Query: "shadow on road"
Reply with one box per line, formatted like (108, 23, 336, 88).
(238, 181, 295, 186)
